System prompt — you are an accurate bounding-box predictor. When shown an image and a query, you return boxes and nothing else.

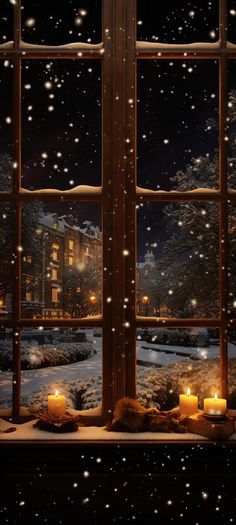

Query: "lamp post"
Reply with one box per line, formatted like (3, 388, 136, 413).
(141, 294, 150, 317)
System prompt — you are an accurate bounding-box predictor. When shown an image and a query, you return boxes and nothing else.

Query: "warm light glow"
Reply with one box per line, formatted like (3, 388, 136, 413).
(89, 293, 97, 304)
(187, 388, 190, 396)
(55, 390, 58, 397)
(214, 393, 218, 400)
(141, 294, 150, 304)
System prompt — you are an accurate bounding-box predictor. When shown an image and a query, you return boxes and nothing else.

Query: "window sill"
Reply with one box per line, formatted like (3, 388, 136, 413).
(1, 417, 236, 444)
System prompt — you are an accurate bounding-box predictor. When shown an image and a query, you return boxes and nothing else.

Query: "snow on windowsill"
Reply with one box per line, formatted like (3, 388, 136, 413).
(136, 41, 221, 50)
(0, 41, 13, 49)
(19, 40, 104, 50)
(21, 186, 102, 194)
(136, 187, 219, 194)
(0, 418, 236, 442)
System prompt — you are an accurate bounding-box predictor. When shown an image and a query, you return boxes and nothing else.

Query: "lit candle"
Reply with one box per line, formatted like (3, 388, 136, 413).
(179, 388, 198, 416)
(203, 393, 227, 417)
(48, 390, 66, 416)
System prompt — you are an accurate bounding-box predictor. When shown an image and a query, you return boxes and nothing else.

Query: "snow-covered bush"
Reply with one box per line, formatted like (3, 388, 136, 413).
(0, 342, 96, 370)
(137, 329, 207, 347)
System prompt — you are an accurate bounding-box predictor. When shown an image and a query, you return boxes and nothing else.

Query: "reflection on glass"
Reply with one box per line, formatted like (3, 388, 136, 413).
(0, 204, 13, 319)
(0, 60, 14, 191)
(137, 202, 219, 318)
(21, 202, 102, 319)
(0, 330, 12, 409)
(22, 60, 101, 190)
(228, 60, 236, 191)
(228, 204, 236, 318)
(138, 60, 219, 191)
(136, 328, 220, 411)
(21, 0, 101, 45)
(228, 330, 236, 408)
(0, 1, 13, 44)
(16, 328, 101, 411)
(228, 1, 236, 44)
(137, 0, 219, 44)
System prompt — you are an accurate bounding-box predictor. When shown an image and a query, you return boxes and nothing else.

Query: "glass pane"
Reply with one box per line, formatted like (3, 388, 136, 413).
(136, 328, 220, 411)
(228, 204, 236, 318)
(0, 203, 14, 319)
(137, 0, 219, 44)
(228, 60, 236, 191)
(19, 328, 102, 411)
(228, 329, 236, 409)
(0, 1, 13, 45)
(137, 60, 219, 191)
(21, 0, 101, 46)
(22, 60, 101, 191)
(137, 202, 219, 318)
(0, 330, 12, 410)
(21, 202, 102, 319)
(228, 1, 236, 43)
(0, 60, 14, 191)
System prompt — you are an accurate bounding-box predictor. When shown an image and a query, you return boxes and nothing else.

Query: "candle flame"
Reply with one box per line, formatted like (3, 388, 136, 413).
(214, 393, 218, 400)
(187, 388, 190, 396)
(55, 390, 58, 397)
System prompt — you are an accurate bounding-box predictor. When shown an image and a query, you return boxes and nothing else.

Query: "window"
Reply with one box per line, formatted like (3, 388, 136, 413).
(0, 1, 236, 429)
(51, 268, 58, 281)
(51, 287, 59, 303)
(68, 240, 75, 251)
(68, 255, 74, 266)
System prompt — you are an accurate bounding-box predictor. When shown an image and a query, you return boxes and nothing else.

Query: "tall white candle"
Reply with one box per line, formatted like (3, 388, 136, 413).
(179, 388, 198, 416)
(48, 390, 66, 416)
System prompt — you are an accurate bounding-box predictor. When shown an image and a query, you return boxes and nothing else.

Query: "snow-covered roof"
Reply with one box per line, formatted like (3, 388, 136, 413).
(39, 213, 101, 240)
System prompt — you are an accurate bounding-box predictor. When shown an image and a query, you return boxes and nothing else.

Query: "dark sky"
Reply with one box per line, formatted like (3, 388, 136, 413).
(0, 1, 235, 258)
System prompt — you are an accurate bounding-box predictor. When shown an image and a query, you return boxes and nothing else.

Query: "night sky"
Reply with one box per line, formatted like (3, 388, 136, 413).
(0, 1, 235, 258)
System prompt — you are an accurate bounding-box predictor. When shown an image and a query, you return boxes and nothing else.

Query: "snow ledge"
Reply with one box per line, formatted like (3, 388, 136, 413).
(136, 41, 221, 50)
(136, 187, 219, 194)
(21, 185, 102, 194)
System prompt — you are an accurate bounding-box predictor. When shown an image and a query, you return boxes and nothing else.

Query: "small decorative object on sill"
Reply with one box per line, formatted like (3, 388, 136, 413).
(179, 388, 198, 416)
(106, 397, 188, 433)
(29, 408, 81, 433)
(187, 411, 235, 440)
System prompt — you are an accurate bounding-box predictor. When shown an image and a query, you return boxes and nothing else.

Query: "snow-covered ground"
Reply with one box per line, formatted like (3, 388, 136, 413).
(0, 335, 236, 410)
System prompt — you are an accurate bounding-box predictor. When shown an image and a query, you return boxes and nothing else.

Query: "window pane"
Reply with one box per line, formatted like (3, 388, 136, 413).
(21, 0, 101, 46)
(21, 202, 102, 319)
(0, 330, 12, 410)
(137, 60, 219, 191)
(137, 0, 219, 44)
(228, 60, 236, 191)
(22, 60, 101, 191)
(228, 329, 236, 409)
(19, 329, 102, 412)
(228, 204, 236, 318)
(0, 60, 14, 191)
(228, 1, 236, 44)
(0, 203, 14, 319)
(137, 202, 219, 318)
(136, 328, 220, 411)
(0, 1, 13, 45)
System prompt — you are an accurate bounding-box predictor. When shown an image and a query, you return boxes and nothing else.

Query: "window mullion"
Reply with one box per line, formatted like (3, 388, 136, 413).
(12, 1, 22, 418)
(125, 0, 137, 398)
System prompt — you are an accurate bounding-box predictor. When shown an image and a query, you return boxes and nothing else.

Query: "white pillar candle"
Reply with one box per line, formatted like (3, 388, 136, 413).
(179, 388, 198, 416)
(203, 394, 227, 416)
(48, 390, 66, 417)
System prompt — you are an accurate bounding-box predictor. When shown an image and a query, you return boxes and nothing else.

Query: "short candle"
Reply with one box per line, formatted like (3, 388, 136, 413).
(179, 388, 198, 416)
(203, 393, 227, 416)
(48, 390, 66, 417)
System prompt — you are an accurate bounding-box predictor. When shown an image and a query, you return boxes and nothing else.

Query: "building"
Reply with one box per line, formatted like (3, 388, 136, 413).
(22, 213, 102, 319)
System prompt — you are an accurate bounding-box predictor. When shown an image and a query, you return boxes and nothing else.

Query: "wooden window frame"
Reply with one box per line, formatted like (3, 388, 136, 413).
(0, 0, 235, 426)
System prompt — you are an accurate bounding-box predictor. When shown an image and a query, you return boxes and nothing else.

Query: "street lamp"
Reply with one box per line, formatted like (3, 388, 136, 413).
(89, 293, 97, 305)
(141, 294, 150, 316)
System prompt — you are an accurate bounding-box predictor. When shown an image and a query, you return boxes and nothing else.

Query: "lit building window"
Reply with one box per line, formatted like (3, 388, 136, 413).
(68, 239, 74, 250)
(26, 292, 32, 302)
(51, 287, 59, 303)
(68, 255, 74, 266)
(51, 268, 58, 280)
